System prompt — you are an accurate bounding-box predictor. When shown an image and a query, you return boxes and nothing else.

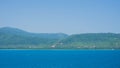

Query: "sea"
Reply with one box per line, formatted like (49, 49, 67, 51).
(0, 49, 120, 68)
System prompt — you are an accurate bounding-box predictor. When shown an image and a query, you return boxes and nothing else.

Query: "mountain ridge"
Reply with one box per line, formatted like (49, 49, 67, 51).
(0, 27, 120, 49)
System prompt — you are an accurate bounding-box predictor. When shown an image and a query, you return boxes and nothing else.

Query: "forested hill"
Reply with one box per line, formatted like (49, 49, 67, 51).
(0, 27, 68, 48)
(0, 27, 120, 49)
(56, 33, 120, 49)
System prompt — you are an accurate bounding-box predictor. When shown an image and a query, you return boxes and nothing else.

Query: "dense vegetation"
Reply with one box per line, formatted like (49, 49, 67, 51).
(0, 27, 120, 49)
(0, 27, 68, 49)
(56, 33, 120, 49)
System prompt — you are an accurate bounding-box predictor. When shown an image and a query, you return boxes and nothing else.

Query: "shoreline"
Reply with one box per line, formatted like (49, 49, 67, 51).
(0, 48, 119, 51)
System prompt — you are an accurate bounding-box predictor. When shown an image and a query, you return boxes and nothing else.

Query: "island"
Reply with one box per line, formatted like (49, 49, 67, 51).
(0, 27, 120, 49)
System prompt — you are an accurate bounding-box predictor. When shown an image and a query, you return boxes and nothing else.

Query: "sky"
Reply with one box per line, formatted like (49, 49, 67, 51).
(0, 0, 120, 34)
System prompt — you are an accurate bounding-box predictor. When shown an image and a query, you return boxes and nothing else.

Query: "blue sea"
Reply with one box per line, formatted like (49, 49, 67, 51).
(0, 50, 120, 68)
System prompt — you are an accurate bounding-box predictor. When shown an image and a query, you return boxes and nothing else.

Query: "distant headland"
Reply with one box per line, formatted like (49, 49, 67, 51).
(0, 27, 120, 49)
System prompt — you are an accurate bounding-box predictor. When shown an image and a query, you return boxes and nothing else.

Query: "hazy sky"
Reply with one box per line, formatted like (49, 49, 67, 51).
(0, 0, 120, 34)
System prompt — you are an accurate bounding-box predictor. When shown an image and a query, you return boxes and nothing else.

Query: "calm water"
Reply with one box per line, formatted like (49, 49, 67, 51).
(0, 50, 120, 68)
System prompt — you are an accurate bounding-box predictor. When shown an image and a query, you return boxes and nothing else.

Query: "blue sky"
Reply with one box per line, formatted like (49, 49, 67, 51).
(0, 0, 120, 34)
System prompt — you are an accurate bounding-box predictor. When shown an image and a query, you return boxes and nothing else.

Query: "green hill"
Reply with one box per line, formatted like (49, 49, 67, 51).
(0, 27, 120, 49)
(56, 33, 120, 49)
(0, 27, 68, 49)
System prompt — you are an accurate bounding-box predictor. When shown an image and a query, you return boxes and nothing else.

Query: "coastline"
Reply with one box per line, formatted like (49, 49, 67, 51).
(0, 48, 119, 51)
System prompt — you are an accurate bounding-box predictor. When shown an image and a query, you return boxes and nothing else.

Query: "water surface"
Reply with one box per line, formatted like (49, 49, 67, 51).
(0, 49, 120, 68)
